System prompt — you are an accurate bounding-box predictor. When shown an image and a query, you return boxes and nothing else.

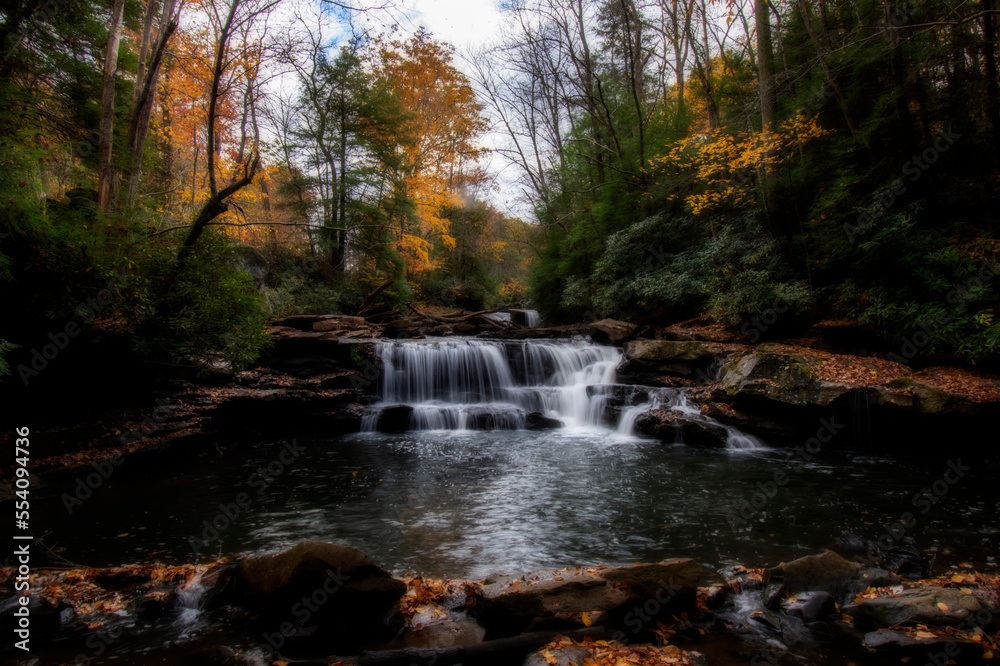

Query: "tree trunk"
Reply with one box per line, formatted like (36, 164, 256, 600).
(124, 0, 178, 205)
(983, 0, 1000, 152)
(133, 0, 160, 108)
(754, 0, 776, 133)
(97, 0, 126, 212)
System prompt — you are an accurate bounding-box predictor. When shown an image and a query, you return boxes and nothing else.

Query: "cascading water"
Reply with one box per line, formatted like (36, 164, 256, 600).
(363, 339, 622, 431)
(362, 338, 763, 449)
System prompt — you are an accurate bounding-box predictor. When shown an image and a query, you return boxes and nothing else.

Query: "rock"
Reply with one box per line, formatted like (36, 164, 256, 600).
(863, 629, 983, 662)
(509, 309, 539, 327)
(704, 584, 728, 610)
(524, 412, 563, 430)
(319, 372, 365, 391)
(720, 351, 855, 407)
(632, 410, 729, 447)
(618, 340, 728, 385)
(209, 389, 363, 433)
(750, 610, 783, 632)
(882, 546, 927, 579)
(782, 590, 837, 621)
(232, 541, 406, 646)
(584, 319, 638, 345)
(474, 559, 701, 637)
(313, 315, 368, 332)
(625, 340, 721, 363)
(228, 244, 269, 289)
(766, 550, 900, 602)
(885, 377, 973, 414)
(843, 587, 984, 629)
(375, 405, 414, 433)
(260, 326, 352, 376)
(523, 646, 592, 666)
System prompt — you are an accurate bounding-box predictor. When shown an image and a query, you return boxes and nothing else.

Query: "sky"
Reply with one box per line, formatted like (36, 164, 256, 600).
(400, 0, 507, 52)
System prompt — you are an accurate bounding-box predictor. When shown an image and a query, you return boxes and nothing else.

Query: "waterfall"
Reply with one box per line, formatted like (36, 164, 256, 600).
(365, 339, 621, 431)
(615, 388, 764, 450)
(525, 310, 540, 327)
(362, 338, 763, 449)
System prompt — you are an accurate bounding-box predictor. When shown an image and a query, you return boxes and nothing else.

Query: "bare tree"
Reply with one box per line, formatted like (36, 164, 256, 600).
(97, 0, 126, 211)
(177, 0, 280, 262)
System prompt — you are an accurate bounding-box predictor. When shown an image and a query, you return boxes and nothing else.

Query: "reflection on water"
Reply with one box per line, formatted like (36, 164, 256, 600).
(33, 428, 1000, 578)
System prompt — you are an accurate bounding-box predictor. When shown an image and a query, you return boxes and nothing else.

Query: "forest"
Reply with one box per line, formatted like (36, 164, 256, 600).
(4, 3, 1000, 664)
(3, 0, 1000, 384)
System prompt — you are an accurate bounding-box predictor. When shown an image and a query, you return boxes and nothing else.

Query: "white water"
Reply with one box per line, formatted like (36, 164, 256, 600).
(363, 338, 762, 449)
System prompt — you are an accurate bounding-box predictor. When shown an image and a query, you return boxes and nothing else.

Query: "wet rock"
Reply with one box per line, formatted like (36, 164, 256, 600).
(509, 309, 538, 327)
(524, 412, 563, 430)
(765, 550, 899, 602)
(843, 586, 984, 629)
(375, 405, 414, 433)
(232, 541, 406, 647)
(750, 609, 783, 632)
(882, 546, 927, 579)
(704, 584, 729, 609)
(863, 629, 983, 662)
(632, 410, 729, 447)
(782, 590, 836, 622)
(474, 559, 701, 637)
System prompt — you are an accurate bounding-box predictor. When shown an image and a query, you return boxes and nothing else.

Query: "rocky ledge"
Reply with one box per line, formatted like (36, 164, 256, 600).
(4, 540, 997, 665)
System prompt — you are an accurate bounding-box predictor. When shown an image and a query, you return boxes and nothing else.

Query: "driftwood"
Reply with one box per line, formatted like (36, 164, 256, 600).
(404, 303, 522, 327)
(356, 627, 611, 666)
(357, 279, 395, 316)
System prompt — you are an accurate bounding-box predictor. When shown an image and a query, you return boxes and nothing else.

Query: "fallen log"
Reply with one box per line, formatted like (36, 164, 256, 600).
(357, 627, 611, 666)
(357, 279, 395, 316)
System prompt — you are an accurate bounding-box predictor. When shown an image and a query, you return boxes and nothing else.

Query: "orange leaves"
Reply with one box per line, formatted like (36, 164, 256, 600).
(538, 635, 703, 666)
(372, 29, 489, 272)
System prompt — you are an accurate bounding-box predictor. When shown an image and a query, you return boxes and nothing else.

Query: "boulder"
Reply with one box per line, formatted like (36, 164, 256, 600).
(782, 590, 837, 622)
(720, 351, 855, 407)
(765, 550, 899, 602)
(863, 629, 983, 662)
(632, 410, 729, 447)
(228, 244, 269, 289)
(843, 587, 984, 629)
(474, 559, 701, 637)
(884, 377, 974, 414)
(524, 412, 563, 430)
(375, 405, 414, 433)
(232, 541, 406, 645)
(583, 319, 638, 345)
(618, 340, 728, 385)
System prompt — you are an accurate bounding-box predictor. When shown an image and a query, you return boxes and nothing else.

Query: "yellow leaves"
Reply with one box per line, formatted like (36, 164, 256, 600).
(937, 602, 950, 612)
(581, 611, 594, 627)
(654, 113, 831, 216)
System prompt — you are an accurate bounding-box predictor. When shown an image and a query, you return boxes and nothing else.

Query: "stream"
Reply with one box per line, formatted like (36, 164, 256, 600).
(16, 337, 1000, 664)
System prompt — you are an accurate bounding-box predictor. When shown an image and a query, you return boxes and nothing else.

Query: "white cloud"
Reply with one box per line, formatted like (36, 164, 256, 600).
(400, 0, 506, 55)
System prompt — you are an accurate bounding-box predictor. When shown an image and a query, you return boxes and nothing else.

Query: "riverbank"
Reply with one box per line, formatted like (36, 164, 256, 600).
(3, 540, 998, 665)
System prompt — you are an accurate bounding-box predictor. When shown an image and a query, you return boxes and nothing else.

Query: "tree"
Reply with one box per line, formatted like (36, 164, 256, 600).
(375, 29, 489, 274)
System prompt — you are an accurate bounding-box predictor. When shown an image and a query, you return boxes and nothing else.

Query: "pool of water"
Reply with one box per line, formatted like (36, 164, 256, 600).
(32, 427, 1000, 578)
